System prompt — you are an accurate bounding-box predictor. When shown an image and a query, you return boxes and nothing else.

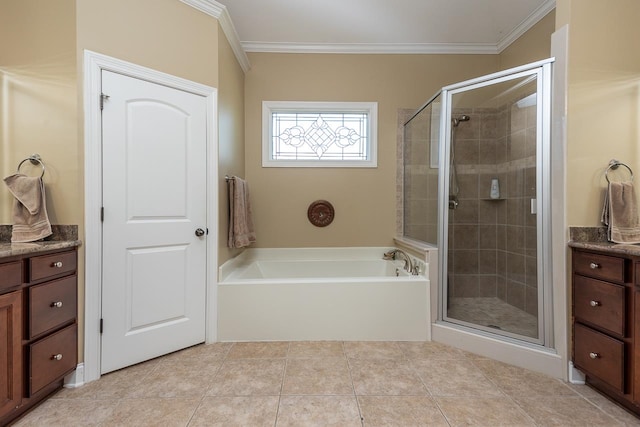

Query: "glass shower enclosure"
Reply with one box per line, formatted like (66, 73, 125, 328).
(403, 59, 553, 346)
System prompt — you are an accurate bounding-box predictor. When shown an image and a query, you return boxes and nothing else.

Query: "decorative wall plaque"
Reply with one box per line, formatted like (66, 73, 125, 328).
(307, 200, 335, 227)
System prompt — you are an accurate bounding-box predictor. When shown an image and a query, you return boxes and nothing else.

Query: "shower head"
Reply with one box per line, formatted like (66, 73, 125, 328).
(452, 115, 471, 127)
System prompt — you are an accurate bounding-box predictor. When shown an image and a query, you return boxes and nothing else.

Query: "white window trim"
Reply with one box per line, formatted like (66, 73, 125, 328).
(262, 101, 378, 168)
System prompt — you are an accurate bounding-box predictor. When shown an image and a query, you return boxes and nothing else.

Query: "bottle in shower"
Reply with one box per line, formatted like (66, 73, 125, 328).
(490, 178, 500, 199)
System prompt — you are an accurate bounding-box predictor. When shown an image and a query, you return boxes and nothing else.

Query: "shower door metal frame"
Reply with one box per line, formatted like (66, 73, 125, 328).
(437, 58, 554, 347)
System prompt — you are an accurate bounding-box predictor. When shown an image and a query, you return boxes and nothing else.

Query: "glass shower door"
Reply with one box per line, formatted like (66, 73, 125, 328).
(439, 61, 552, 345)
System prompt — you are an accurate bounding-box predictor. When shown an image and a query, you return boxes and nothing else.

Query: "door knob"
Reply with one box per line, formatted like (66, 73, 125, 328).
(195, 228, 205, 237)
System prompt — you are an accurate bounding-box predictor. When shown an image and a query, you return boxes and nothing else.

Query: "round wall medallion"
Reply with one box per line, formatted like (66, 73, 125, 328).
(307, 200, 335, 227)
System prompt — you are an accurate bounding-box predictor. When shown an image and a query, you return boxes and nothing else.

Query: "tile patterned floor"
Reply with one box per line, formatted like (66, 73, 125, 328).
(13, 341, 640, 426)
(448, 297, 539, 338)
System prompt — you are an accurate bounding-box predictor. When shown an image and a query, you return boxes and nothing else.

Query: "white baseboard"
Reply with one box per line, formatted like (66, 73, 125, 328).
(64, 363, 85, 388)
(568, 361, 586, 384)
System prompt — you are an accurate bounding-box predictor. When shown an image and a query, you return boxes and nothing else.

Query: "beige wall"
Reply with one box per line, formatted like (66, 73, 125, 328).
(0, 0, 557, 362)
(1, 0, 221, 223)
(0, 0, 78, 225)
(76, 0, 219, 88)
(217, 27, 246, 264)
(2, 0, 243, 363)
(499, 10, 555, 71)
(74, 0, 224, 363)
(559, 0, 640, 226)
(243, 14, 555, 249)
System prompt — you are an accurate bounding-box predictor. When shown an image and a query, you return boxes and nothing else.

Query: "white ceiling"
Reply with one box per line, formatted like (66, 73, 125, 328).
(216, 0, 556, 54)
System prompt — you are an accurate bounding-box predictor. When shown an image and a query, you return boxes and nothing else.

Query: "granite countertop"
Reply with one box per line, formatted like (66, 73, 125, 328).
(0, 240, 81, 259)
(568, 240, 640, 257)
(0, 225, 81, 259)
(569, 226, 640, 257)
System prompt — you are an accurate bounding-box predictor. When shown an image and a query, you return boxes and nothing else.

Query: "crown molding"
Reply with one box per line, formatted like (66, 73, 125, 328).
(497, 0, 556, 53)
(181, 0, 554, 58)
(180, 0, 251, 72)
(242, 42, 499, 55)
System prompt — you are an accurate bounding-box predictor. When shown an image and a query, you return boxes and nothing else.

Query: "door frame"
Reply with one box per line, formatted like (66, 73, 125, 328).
(437, 58, 554, 346)
(83, 50, 218, 384)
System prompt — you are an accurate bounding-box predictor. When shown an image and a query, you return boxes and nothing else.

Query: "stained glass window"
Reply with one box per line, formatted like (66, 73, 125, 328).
(262, 101, 377, 167)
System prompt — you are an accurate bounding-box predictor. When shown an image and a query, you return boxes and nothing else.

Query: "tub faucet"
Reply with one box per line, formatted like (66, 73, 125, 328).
(383, 249, 415, 274)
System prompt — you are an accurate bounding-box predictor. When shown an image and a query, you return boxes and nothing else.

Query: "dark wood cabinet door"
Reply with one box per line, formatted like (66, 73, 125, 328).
(574, 323, 625, 393)
(574, 275, 626, 337)
(635, 290, 640, 406)
(28, 276, 77, 339)
(0, 291, 22, 418)
(29, 324, 77, 396)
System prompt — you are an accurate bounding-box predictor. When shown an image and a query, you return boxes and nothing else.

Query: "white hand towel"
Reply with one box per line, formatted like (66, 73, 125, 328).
(601, 181, 640, 244)
(3, 174, 52, 242)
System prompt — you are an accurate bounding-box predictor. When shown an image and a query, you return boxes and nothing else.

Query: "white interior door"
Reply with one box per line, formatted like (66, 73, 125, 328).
(100, 70, 207, 374)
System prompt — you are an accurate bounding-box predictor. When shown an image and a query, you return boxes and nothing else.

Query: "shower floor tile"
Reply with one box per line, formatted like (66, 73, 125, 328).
(447, 296, 538, 338)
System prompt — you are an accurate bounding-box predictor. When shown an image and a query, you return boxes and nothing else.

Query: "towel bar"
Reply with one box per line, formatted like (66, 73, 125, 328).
(17, 154, 45, 178)
(605, 159, 633, 183)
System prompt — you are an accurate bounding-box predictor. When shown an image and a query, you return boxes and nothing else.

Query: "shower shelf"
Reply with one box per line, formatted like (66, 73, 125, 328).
(480, 198, 506, 201)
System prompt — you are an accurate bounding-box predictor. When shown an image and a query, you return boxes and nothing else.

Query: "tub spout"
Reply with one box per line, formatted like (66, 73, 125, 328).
(383, 249, 414, 274)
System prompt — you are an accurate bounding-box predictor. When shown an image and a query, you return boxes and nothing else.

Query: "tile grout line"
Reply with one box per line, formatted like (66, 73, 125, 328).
(343, 342, 366, 426)
(405, 354, 452, 427)
(183, 343, 232, 426)
(273, 342, 291, 427)
(467, 357, 552, 426)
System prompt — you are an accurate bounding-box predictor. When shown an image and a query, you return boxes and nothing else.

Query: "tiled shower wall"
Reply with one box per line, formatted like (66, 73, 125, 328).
(448, 101, 538, 316)
(399, 98, 537, 317)
(400, 108, 439, 245)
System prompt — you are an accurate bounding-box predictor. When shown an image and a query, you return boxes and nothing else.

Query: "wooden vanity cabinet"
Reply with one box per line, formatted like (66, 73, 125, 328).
(0, 247, 78, 425)
(0, 291, 22, 418)
(572, 247, 640, 415)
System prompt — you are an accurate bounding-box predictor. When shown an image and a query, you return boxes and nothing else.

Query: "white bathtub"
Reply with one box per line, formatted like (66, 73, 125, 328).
(218, 247, 430, 341)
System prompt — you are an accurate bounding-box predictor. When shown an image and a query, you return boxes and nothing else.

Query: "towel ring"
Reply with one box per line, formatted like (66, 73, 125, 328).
(605, 159, 633, 183)
(17, 154, 45, 178)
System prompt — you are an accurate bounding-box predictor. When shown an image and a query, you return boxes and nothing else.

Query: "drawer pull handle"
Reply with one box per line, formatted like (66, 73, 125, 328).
(51, 301, 63, 308)
(52, 354, 63, 361)
(589, 352, 600, 359)
(52, 261, 63, 268)
(590, 300, 601, 307)
(589, 262, 600, 269)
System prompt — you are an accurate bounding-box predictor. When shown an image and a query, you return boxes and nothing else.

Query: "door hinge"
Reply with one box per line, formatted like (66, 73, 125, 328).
(100, 93, 110, 110)
(100, 318, 104, 334)
(100, 207, 104, 222)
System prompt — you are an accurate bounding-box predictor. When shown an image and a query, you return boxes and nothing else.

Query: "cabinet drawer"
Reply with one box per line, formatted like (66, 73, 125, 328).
(29, 251, 76, 282)
(574, 275, 625, 336)
(29, 324, 77, 396)
(28, 276, 77, 338)
(574, 323, 624, 393)
(0, 261, 21, 292)
(574, 251, 625, 283)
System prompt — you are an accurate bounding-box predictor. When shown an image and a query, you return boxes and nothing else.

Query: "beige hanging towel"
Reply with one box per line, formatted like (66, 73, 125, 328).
(601, 180, 640, 244)
(228, 176, 256, 248)
(3, 174, 52, 243)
